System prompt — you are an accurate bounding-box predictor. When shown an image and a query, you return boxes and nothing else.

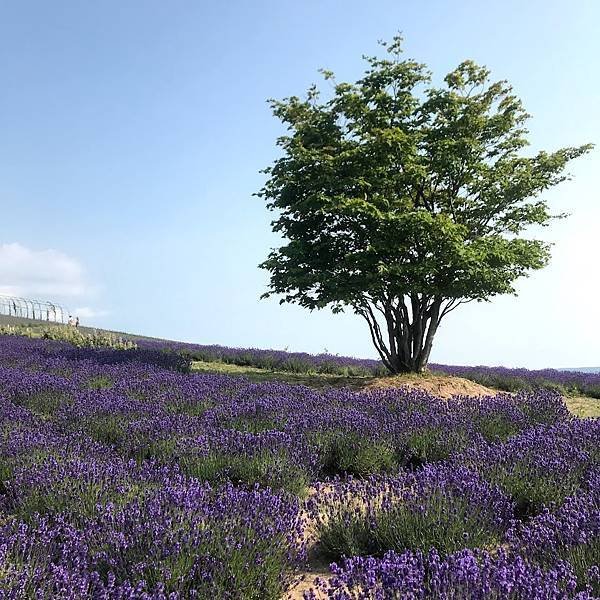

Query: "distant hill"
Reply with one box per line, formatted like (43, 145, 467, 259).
(562, 367, 600, 373)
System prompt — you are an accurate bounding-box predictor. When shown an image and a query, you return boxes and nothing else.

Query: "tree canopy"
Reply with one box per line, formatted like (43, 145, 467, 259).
(258, 37, 592, 373)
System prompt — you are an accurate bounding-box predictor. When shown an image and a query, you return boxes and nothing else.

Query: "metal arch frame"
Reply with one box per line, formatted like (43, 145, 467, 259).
(17, 297, 31, 319)
(0, 297, 12, 315)
(13, 297, 27, 318)
(19, 298, 32, 319)
(32, 299, 42, 320)
(0, 294, 69, 324)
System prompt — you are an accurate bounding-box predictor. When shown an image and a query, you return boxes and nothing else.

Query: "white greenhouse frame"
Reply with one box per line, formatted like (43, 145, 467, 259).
(0, 295, 68, 324)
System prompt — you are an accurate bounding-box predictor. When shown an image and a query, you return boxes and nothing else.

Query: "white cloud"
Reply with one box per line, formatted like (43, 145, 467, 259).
(0, 242, 90, 299)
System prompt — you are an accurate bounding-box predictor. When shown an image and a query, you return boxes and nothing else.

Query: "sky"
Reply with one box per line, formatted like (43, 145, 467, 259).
(0, 0, 598, 368)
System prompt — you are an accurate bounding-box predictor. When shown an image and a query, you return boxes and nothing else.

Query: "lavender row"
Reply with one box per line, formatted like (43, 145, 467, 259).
(136, 336, 600, 398)
(7, 326, 600, 398)
(307, 548, 598, 599)
(430, 363, 600, 398)
(136, 338, 385, 376)
(0, 336, 576, 491)
(0, 480, 306, 599)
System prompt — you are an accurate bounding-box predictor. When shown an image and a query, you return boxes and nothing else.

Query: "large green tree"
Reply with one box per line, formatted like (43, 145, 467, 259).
(258, 38, 592, 373)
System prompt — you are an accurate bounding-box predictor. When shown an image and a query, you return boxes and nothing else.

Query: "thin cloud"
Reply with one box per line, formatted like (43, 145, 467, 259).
(0, 242, 90, 300)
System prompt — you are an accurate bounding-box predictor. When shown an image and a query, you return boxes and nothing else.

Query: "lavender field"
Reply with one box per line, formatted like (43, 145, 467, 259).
(0, 333, 598, 599)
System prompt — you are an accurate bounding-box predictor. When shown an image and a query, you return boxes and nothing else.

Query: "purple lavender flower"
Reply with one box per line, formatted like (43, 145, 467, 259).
(306, 548, 591, 599)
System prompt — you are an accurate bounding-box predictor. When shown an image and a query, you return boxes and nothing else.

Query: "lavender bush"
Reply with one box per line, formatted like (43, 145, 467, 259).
(305, 548, 596, 599)
(0, 481, 306, 599)
(507, 470, 600, 593)
(310, 465, 513, 560)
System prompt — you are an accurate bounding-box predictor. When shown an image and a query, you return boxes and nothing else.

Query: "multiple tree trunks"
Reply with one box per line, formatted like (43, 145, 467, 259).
(357, 296, 459, 373)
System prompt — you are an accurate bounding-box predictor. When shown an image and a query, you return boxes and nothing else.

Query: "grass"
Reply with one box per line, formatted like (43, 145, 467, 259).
(191, 360, 472, 392)
(192, 360, 372, 389)
(564, 396, 600, 418)
(192, 360, 600, 419)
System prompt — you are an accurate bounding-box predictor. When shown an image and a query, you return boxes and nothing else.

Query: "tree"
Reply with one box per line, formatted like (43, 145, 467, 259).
(257, 37, 592, 374)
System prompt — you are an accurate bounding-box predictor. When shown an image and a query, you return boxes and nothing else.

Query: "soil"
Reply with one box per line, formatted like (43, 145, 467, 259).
(285, 560, 332, 600)
(364, 373, 498, 399)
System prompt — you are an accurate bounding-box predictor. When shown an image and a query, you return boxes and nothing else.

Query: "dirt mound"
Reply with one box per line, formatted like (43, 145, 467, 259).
(364, 373, 498, 399)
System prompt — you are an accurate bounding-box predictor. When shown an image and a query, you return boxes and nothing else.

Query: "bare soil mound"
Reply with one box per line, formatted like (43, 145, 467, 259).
(364, 373, 498, 398)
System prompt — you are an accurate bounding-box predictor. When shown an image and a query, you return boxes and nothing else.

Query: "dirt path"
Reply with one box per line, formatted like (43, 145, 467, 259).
(285, 559, 332, 600)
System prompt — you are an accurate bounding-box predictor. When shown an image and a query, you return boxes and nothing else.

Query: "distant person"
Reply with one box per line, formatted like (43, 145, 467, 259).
(75, 316, 80, 328)
(68, 315, 74, 326)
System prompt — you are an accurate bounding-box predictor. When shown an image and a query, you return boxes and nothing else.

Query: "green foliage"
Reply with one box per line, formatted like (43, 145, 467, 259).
(584, 385, 600, 400)
(401, 427, 470, 467)
(472, 414, 522, 442)
(14, 478, 153, 524)
(185, 348, 384, 377)
(318, 490, 503, 560)
(314, 431, 399, 477)
(85, 375, 114, 390)
(258, 35, 592, 373)
(163, 394, 214, 417)
(0, 459, 12, 495)
(132, 436, 180, 463)
(42, 327, 137, 350)
(371, 493, 502, 556)
(484, 462, 585, 519)
(223, 415, 284, 434)
(12, 391, 68, 418)
(0, 324, 137, 350)
(562, 542, 600, 595)
(179, 451, 309, 496)
(318, 513, 373, 558)
(15, 478, 99, 521)
(84, 414, 129, 446)
(4, 451, 153, 523)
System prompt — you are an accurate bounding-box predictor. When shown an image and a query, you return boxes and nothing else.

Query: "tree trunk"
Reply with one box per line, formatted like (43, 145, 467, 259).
(356, 296, 444, 374)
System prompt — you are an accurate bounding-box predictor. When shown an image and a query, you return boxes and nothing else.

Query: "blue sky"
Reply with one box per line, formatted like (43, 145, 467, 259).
(0, 0, 598, 367)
